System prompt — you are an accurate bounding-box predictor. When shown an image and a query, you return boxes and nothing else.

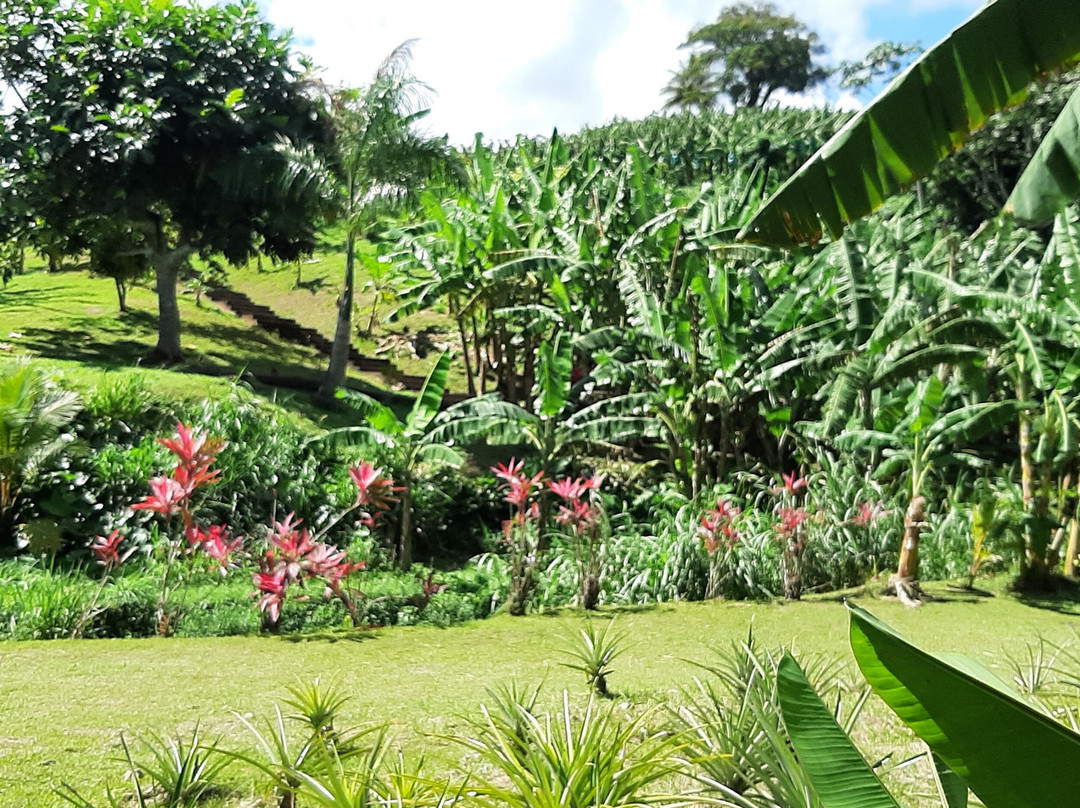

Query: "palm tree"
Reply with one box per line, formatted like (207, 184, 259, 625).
(0, 361, 81, 551)
(318, 42, 459, 400)
(662, 54, 721, 113)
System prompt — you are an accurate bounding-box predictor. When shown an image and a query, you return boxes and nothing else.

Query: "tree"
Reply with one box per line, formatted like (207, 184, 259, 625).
(671, 2, 827, 110)
(318, 43, 458, 400)
(662, 54, 721, 113)
(0, 0, 331, 361)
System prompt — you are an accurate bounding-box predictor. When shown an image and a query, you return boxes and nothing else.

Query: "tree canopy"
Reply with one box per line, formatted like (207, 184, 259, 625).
(0, 0, 332, 360)
(667, 2, 828, 111)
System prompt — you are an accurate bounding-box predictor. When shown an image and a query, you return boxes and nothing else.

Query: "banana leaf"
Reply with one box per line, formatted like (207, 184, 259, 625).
(848, 603, 1080, 808)
(406, 351, 450, 436)
(1006, 85, 1080, 222)
(776, 653, 905, 808)
(739, 0, 1080, 246)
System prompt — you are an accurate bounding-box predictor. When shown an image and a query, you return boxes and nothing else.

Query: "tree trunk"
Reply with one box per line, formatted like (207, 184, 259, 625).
(115, 278, 128, 313)
(148, 246, 193, 363)
(581, 574, 600, 610)
(897, 495, 925, 581)
(397, 480, 413, 571)
(320, 232, 356, 400)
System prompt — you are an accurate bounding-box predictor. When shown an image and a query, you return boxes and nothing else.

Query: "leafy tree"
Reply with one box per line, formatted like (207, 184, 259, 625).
(662, 54, 721, 113)
(836, 41, 922, 93)
(0, 0, 331, 361)
(317, 43, 458, 400)
(673, 2, 828, 110)
(88, 220, 150, 313)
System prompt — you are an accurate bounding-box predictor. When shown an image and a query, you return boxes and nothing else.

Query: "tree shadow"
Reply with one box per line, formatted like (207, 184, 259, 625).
(279, 627, 382, 644)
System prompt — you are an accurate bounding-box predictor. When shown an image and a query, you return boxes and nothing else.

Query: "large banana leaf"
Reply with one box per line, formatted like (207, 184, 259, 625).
(405, 351, 450, 437)
(739, 0, 1080, 246)
(776, 653, 905, 808)
(1006, 85, 1080, 222)
(848, 603, 1080, 808)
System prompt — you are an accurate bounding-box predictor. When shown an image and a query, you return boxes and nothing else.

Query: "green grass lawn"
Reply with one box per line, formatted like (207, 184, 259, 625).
(2, 591, 1078, 806)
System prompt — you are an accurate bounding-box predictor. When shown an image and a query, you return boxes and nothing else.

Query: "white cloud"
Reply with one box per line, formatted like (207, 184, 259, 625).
(260, 0, 979, 144)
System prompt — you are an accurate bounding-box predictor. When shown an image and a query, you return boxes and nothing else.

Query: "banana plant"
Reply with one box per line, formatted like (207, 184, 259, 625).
(741, 0, 1080, 246)
(431, 333, 656, 540)
(837, 376, 1021, 598)
(777, 652, 967, 808)
(314, 352, 463, 569)
(844, 603, 1080, 807)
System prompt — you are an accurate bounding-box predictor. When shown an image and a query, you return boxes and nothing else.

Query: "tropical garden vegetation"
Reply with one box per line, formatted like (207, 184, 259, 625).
(4, 0, 1080, 803)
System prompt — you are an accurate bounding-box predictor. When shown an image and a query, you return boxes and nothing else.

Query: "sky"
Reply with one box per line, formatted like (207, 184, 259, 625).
(258, 0, 986, 145)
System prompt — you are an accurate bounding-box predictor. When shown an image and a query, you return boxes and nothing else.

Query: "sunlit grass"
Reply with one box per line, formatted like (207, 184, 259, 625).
(1, 590, 1075, 806)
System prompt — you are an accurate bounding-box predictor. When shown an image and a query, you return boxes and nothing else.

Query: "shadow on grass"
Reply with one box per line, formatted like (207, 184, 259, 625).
(279, 627, 382, 644)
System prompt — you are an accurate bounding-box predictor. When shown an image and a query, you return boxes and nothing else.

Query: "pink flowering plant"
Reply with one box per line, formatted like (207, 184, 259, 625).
(773, 470, 810, 600)
(492, 458, 545, 616)
(96, 422, 399, 635)
(548, 474, 605, 610)
(698, 498, 741, 599)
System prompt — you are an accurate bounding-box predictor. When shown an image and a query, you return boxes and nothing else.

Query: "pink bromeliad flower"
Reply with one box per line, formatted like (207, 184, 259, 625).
(158, 423, 226, 476)
(348, 461, 398, 511)
(90, 529, 133, 567)
(781, 471, 807, 495)
(253, 566, 288, 623)
(776, 506, 809, 536)
(131, 476, 189, 516)
(492, 459, 546, 508)
(853, 501, 889, 526)
(699, 499, 741, 557)
(198, 525, 244, 576)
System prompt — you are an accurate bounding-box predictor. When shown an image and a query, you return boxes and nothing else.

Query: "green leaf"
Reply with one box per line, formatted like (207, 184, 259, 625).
(223, 88, 244, 108)
(536, 334, 572, 418)
(740, 0, 1080, 245)
(776, 653, 904, 808)
(930, 750, 969, 808)
(406, 351, 450, 436)
(1006, 85, 1080, 223)
(849, 603, 1080, 808)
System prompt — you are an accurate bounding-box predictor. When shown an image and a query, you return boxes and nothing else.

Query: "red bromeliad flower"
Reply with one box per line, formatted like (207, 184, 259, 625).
(781, 471, 807, 496)
(492, 458, 547, 508)
(131, 475, 188, 516)
(853, 501, 889, 526)
(555, 499, 598, 530)
(198, 525, 244, 576)
(253, 566, 288, 623)
(776, 506, 809, 536)
(492, 458, 526, 485)
(699, 499, 741, 557)
(158, 423, 226, 478)
(549, 477, 587, 502)
(90, 529, 132, 567)
(348, 461, 398, 514)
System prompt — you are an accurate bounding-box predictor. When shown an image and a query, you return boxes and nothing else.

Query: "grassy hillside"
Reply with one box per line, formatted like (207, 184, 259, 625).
(0, 260, 425, 427)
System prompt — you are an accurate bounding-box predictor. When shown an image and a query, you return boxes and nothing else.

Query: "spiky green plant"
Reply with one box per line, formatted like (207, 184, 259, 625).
(559, 619, 626, 698)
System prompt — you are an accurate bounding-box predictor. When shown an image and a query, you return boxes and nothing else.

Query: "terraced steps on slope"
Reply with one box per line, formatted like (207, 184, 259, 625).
(206, 285, 469, 404)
